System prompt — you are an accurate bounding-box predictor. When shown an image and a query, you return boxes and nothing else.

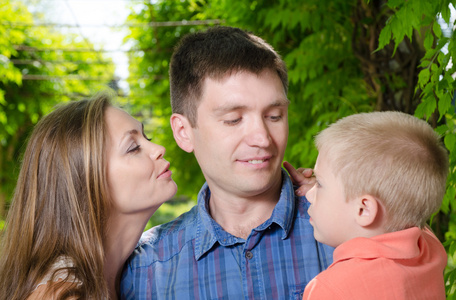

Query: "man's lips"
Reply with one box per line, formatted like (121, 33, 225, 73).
(247, 159, 267, 164)
(238, 156, 272, 164)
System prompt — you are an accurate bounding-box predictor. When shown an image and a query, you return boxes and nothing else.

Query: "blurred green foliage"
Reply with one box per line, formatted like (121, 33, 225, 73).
(0, 0, 116, 218)
(145, 200, 195, 230)
(1, 0, 456, 296)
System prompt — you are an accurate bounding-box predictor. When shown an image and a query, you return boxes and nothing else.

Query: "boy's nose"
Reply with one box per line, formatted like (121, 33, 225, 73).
(306, 185, 316, 203)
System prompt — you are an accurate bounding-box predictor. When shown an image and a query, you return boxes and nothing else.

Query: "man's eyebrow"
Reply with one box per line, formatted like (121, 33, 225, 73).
(213, 99, 290, 114)
(271, 98, 290, 106)
(213, 104, 247, 113)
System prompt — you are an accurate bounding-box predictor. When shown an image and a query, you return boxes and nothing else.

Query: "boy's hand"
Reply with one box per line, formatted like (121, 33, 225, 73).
(283, 161, 315, 197)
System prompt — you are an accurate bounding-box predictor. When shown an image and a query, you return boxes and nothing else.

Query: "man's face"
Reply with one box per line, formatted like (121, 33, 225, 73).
(189, 69, 289, 199)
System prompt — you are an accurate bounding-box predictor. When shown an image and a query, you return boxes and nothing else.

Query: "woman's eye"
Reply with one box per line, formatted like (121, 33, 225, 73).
(127, 144, 141, 153)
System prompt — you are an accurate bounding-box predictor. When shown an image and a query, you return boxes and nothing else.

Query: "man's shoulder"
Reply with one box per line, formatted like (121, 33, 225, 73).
(127, 204, 199, 268)
(279, 170, 311, 219)
(293, 193, 312, 219)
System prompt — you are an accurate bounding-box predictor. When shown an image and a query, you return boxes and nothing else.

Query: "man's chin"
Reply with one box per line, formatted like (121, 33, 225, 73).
(234, 177, 282, 197)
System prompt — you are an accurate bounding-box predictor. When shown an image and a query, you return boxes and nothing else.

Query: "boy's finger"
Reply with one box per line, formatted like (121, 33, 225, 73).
(296, 168, 313, 178)
(283, 161, 303, 185)
(294, 177, 317, 196)
(283, 162, 315, 194)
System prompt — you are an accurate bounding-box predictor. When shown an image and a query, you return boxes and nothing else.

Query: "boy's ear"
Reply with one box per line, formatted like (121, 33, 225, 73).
(354, 195, 379, 227)
(170, 113, 194, 153)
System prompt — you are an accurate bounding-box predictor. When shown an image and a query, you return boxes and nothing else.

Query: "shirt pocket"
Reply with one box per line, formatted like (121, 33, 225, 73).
(290, 283, 306, 300)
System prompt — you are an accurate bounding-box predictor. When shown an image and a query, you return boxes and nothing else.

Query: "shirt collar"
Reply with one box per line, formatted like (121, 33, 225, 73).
(194, 168, 296, 260)
(256, 168, 295, 238)
(333, 227, 424, 264)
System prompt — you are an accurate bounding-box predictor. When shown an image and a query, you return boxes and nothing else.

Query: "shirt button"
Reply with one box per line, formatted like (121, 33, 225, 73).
(245, 251, 253, 260)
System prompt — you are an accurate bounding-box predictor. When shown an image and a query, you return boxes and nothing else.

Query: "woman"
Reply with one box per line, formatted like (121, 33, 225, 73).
(0, 92, 177, 299)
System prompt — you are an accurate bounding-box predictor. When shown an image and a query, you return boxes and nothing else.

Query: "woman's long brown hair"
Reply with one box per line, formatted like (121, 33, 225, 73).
(0, 93, 112, 299)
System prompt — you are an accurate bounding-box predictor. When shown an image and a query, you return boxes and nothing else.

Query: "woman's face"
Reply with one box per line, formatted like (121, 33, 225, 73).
(105, 106, 177, 215)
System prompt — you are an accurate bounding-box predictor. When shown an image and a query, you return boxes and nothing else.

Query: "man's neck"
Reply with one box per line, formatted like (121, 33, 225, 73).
(208, 188, 281, 240)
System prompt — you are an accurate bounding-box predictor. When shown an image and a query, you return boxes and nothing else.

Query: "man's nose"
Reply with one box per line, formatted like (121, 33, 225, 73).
(245, 118, 271, 148)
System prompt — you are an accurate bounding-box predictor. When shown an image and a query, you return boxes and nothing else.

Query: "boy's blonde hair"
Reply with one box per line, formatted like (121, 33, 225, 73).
(315, 111, 448, 232)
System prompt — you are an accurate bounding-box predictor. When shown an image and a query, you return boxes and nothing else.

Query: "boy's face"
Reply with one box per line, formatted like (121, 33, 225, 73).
(306, 153, 357, 248)
(188, 69, 289, 199)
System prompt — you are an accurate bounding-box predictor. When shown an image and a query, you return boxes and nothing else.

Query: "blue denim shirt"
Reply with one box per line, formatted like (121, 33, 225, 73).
(120, 169, 333, 299)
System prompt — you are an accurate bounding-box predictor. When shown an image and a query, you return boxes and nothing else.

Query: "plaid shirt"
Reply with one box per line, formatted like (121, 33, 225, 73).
(120, 169, 333, 300)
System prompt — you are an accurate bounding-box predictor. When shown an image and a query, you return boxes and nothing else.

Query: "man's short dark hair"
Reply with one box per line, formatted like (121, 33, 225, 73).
(169, 26, 288, 127)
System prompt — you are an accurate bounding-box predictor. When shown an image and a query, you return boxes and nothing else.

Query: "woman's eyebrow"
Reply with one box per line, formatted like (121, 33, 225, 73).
(119, 129, 139, 147)
(119, 122, 142, 147)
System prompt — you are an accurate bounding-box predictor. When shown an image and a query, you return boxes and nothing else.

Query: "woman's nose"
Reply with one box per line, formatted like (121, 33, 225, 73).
(148, 142, 165, 160)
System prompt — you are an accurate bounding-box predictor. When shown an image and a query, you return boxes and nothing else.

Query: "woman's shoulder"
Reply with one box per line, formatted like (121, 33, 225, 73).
(37, 256, 76, 286)
(27, 284, 49, 300)
(27, 280, 78, 300)
(29, 256, 78, 299)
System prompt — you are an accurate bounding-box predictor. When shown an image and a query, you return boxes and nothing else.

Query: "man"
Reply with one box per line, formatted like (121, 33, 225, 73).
(120, 26, 333, 299)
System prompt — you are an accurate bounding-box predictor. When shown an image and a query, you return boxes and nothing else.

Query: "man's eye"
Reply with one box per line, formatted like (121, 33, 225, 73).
(223, 118, 241, 125)
(269, 115, 282, 121)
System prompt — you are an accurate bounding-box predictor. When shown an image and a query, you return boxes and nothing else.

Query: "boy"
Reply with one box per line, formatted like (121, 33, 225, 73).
(303, 111, 448, 299)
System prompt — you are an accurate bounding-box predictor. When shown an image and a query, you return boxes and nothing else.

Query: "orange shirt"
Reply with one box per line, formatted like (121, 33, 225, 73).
(303, 227, 447, 299)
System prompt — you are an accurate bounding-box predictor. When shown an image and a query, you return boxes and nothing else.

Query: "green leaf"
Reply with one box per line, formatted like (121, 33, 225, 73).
(424, 32, 434, 50)
(377, 24, 392, 50)
(438, 93, 453, 120)
(441, 5, 451, 24)
(433, 20, 442, 39)
(415, 94, 436, 120)
(386, 0, 403, 9)
(445, 133, 456, 153)
(418, 68, 430, 88)
(435, 124, 449, 135)
(450, 238, 456, 253)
